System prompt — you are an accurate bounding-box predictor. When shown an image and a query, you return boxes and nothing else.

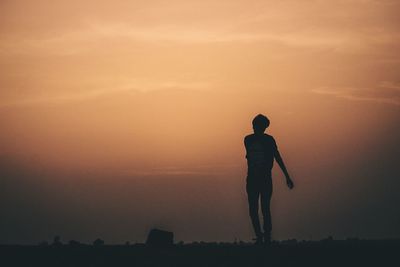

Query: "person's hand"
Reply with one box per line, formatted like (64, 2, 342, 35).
(286, 178, 294, 189)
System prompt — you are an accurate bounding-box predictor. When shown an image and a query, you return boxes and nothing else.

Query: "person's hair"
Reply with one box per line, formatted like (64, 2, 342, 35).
(252, 114, 270, 133)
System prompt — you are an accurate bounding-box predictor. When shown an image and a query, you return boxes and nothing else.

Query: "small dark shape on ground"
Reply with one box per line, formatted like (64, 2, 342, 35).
(146, 228, 174, 247)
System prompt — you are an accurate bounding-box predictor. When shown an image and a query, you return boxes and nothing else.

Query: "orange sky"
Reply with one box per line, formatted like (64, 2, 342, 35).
(1, 0, 400, 244)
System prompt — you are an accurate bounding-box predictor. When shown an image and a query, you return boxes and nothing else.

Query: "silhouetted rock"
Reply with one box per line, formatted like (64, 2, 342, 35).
(146, 228, 173, 247)
(93, 238, 105, 246)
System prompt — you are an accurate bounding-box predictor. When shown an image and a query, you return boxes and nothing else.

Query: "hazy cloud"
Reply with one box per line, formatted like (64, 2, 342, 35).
(312, 81, 400, 106)
(0, 81, 212, 108)
(2, 21, 400, 56)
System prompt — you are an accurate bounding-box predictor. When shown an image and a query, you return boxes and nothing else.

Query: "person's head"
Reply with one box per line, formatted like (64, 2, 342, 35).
(252, 114, 270, 134)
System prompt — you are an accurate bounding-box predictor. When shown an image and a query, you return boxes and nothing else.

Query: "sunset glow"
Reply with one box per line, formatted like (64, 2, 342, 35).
(1, 0, 399, 244)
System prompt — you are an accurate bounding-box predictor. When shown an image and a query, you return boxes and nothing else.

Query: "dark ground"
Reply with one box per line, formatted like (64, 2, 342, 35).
(1, 240, 399, 267)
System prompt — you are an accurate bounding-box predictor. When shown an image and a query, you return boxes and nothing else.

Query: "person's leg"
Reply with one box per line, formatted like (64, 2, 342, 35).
(260, 178, 273, 243)
(246, 181, 262, 240)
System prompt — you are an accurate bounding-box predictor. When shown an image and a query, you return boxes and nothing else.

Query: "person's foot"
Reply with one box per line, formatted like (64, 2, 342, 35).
(263, 232, 271, 245)
(253, 235, 263, 245)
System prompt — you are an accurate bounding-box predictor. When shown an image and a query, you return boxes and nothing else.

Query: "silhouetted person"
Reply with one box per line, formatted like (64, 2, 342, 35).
(244, 114, 294, 245)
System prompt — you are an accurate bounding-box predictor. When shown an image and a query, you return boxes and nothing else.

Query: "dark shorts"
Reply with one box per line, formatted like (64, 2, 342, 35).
(246, 166, 273, 196)
(246, 176, 273, 196)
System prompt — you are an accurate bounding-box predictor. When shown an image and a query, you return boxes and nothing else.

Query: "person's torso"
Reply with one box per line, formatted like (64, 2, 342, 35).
(245, 134, 276, 177)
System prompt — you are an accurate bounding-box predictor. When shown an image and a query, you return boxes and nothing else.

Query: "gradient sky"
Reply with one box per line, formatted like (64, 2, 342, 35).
(1, 0, 399, 244)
